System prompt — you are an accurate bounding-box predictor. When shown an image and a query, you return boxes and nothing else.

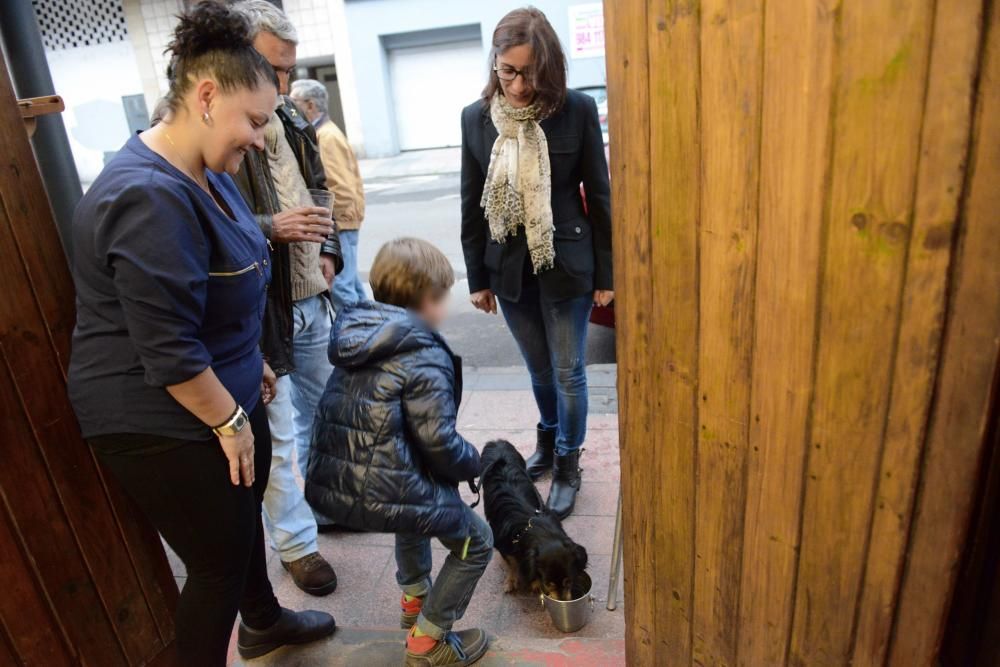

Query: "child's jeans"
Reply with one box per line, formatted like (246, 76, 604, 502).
(395, 506, 494, 639)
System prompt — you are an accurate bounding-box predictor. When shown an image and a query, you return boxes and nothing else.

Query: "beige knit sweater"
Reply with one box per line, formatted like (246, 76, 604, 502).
(265, 112, 328, 302)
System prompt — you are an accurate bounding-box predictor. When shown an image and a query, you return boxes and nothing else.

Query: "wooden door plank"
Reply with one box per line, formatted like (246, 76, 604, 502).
(0, 624, 19, 667)
(0, 37, 75, 368)
(889, 3, 1000, 662)
(852, 0, 986, 662)
(0, 193, 164, 665)
(646, 1, 701, 663)
(0, 349, 126, 666)
(603, 1, 656, 663)
(693, 1, 763, 665)
(789, 0, 935, 662)
(0, 52, 172, 666)
(738, 0, 837, 663)
(98, 468, 179, 644)
(0, 492, 76, 667)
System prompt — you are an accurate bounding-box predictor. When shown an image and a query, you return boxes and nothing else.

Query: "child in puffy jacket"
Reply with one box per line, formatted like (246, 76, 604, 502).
(305, 237, 491, 666)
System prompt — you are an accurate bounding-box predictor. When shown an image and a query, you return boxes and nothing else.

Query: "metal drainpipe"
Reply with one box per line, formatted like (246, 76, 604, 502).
(0, 0, 83, 258)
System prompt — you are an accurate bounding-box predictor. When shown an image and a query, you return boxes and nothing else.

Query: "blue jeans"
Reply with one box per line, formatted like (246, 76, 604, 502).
(262, 293, 337, 555)
(499, 286, 593, 456)
(262, 374, 318, 562)
(330, 229, 367, 312)
(395, 506, 494, 639)
(290, 294, 335, 483)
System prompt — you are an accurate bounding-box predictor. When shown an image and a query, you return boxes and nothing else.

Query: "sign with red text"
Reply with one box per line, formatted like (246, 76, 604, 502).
(568, 3, 605, 59)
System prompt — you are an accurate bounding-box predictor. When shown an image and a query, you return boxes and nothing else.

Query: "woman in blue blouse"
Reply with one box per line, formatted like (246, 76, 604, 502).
(68, 4, 334, 664)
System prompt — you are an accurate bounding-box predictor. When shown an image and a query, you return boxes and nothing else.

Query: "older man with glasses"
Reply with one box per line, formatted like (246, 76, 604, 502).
(230, 0, 342, 605)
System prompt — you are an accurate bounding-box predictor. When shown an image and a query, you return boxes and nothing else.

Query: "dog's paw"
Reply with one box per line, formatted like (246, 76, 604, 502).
(502, 555, 522, 593)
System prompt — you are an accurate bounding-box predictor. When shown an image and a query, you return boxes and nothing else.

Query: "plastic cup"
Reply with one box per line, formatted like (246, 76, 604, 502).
(307, 188, 334, 216)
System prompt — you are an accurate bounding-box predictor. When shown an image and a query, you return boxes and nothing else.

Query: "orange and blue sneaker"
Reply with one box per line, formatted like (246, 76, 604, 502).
(404, 626, 489, 666)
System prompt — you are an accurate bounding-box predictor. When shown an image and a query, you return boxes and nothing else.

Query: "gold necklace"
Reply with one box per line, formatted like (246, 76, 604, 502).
(161, 129, 235, 220)
(162, 129, 211, 193)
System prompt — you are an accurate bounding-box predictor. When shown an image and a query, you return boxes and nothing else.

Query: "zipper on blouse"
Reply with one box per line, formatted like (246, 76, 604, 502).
(209, 262, 260, 277)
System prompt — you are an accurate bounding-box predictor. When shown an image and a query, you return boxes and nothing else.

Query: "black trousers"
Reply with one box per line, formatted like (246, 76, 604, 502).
(91, 404, 281, 667)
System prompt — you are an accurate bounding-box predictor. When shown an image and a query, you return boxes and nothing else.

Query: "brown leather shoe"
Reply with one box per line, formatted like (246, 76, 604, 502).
(282, 552, 338, 596)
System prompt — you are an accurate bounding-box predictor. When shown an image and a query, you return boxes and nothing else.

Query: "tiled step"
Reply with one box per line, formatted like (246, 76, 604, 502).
(229, 627, 626, 666)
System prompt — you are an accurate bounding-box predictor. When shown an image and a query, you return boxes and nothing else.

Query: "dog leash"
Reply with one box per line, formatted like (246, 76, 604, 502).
(467, 458, 503, 509)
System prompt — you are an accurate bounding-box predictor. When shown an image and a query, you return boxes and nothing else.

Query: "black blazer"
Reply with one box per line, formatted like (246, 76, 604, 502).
(460, 89, 612, 303)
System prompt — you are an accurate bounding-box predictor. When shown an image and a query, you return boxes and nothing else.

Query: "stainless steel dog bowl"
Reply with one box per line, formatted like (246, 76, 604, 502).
(540, 571, 594, 633)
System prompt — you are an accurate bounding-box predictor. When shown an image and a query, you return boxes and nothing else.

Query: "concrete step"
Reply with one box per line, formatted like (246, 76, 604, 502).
(231, 626, 626, 666)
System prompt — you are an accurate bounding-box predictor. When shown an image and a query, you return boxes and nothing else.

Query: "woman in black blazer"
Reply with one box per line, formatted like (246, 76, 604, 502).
(460, 7, 612, 519)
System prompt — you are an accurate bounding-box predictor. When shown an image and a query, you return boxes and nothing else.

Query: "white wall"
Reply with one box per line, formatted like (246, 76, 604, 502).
(45, 40, 145, 185)
(342, 0, 608, 158)
(138, 0, 183, 97)
(285, 0, 364, 153)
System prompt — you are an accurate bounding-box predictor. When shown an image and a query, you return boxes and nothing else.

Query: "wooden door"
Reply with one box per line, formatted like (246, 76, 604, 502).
(0, 55, 179, 665)
(605, 0, 1000, 664)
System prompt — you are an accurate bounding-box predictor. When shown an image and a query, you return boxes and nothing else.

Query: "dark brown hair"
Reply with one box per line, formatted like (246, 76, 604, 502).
(482, 7, 567, 118)
(164, 1, 277, 113)
(369, 238, 455, 310)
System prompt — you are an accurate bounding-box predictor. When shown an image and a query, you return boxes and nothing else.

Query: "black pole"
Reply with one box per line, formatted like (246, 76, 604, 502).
(0, 0, 82, 257)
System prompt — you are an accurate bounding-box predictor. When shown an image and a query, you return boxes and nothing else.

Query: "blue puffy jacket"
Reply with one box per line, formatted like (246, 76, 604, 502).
(305, 301, 481, 536)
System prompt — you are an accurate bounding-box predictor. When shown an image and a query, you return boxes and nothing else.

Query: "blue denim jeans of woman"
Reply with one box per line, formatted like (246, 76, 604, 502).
(498, 284, 593, 456)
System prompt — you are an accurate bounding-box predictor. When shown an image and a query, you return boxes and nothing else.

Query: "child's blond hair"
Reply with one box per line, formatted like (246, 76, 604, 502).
(369, 237, 455, 309)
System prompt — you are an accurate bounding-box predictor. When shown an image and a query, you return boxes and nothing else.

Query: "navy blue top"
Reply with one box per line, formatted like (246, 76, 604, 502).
(68, 134, 271, 441)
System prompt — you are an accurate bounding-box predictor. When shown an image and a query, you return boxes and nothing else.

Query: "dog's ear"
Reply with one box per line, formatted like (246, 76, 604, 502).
(574, 543, 589, 569)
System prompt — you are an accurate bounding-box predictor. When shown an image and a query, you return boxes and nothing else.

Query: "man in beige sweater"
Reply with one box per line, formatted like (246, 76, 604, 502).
(232, 1, 341, 602)
(291, 79, 368, 312)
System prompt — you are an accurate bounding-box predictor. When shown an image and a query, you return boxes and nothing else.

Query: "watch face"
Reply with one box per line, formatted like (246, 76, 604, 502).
(234, 412, 248, 431)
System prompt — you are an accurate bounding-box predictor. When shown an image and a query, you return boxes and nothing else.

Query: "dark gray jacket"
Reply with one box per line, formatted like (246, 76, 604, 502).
(460, 89, 612, 303)
(305, 302, 481, 536)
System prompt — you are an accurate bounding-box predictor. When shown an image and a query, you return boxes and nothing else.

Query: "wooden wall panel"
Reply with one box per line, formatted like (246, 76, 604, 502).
(646, 1, 701, 663)
(852, 0, 985, 661)
(605, 0, 999, 665)
(889, 1, 1000, 662)
(604, 1, 656, 664)
(692, 1, 762, 665)
(739, 0, 836, 663)
(789, 0, 935, 663)
(0, 52, 178, 666)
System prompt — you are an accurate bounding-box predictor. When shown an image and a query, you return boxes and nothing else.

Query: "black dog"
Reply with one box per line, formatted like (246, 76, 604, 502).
(480, 440, 588, 601)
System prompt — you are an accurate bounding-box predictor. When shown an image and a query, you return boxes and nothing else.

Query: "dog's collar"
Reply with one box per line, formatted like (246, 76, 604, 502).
(512, 510, 543, 544)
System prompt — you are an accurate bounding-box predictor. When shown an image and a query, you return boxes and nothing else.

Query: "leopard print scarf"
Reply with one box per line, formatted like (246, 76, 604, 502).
(480, 93, 555, 274)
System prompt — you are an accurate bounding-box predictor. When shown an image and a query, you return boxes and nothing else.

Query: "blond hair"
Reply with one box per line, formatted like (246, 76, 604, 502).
(370, 238, 454, 309)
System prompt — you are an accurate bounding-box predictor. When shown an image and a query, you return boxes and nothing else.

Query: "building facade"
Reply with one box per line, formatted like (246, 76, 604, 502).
(341, 0, 607, 157)
(39, 0, 605, 180)
(31, 0, 147, 185)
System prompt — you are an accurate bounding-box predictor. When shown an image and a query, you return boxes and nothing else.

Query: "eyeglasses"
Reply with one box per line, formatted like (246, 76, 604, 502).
(269, 62, 296, 78)
(494, 64, 531, 83)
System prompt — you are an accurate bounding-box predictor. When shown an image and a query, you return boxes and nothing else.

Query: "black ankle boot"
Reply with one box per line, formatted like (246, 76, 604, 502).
(526, 428, 556, 480)
(547, 450, 581, 519)
(237, 607, 336, 659)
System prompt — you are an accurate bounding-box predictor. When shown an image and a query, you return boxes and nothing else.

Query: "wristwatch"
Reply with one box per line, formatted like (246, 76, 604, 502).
(212, 405, 249, 437)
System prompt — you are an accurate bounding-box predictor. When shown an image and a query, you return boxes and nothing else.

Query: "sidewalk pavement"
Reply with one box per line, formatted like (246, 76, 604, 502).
(359, 146, 461, 180)
(160, 364, 621, 665)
